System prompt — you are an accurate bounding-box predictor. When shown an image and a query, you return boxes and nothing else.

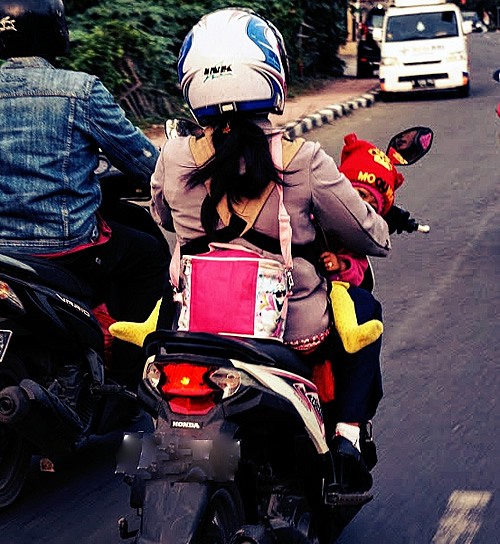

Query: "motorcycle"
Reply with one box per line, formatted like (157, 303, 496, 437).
(115, 126, 433, 543)
(493, 69, 500, 118)
(0, 159, 167, 508)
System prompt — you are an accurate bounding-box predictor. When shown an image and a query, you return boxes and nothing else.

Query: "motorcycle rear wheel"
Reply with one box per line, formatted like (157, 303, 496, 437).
(195, 485, 245, 544)
(0, 352, 31, 508)
(0, 424, 31, 508)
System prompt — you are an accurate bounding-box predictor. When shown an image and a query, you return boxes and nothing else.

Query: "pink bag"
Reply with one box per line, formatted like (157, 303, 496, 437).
(175, 244, 290, 340)
(170, 134, 293, 342)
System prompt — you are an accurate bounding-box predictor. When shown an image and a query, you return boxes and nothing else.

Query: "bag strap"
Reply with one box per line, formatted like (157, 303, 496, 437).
(188, 127, 215, 165)
(270, 134, 292, 269)
(282, 137, 306, 169)
(170, 132, 304, 287)
(190, 128, 275, 233)
(214, 183, 275, 234)
(189, 128, 304, 169)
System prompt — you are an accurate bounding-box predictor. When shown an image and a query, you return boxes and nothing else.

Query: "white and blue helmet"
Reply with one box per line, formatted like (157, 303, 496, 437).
(178, 8, 289, 125)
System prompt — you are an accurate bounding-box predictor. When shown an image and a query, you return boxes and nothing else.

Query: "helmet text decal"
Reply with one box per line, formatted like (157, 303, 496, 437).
(0, 16, 16, 32)
(203, 64, 232, 81)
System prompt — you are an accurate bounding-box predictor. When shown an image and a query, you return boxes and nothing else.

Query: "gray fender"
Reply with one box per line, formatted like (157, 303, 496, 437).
(138, 479, 210, 544)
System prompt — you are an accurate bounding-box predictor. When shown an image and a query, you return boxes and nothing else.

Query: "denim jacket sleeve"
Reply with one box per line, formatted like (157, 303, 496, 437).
(88, 79, 159, 182)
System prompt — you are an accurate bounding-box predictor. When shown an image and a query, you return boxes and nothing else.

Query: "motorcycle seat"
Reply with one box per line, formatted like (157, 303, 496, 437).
(0, 252, 93, 304)
(144, 330, 312, 379)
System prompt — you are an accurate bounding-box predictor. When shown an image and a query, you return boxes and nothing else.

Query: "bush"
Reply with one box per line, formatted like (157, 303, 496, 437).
(60, 0, 346, 122)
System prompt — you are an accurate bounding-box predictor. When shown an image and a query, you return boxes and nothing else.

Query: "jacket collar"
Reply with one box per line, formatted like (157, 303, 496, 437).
(2, 56, 55, 69)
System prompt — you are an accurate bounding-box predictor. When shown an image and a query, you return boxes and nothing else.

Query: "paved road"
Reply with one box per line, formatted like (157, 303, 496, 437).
(1, 31, 498, 544)
(315, 31, 499, 544)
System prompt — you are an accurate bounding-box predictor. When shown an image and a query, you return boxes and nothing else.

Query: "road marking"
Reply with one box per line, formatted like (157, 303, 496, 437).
(432, 490, 492, 544)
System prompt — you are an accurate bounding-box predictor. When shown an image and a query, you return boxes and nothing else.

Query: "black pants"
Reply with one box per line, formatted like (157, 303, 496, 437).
(316, 287, 384, 428)
(53, 221, 170, 388)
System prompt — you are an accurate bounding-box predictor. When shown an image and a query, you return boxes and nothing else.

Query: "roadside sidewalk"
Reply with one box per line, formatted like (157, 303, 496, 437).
(273, 52, 379, 138)
(145, 54, 380, 146)
(271, 77, 379, 138)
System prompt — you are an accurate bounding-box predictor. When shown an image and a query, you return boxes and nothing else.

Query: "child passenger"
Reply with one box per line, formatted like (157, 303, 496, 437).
(317, 133, 405, 354)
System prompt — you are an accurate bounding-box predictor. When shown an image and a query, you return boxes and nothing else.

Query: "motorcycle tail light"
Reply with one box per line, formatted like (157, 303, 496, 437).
(157, 363, 218, 415)
(209, 368, 241, 399)
(160, 363, 214, 396)
(147, 362, 242, 415)
(0, 281, 25, 317)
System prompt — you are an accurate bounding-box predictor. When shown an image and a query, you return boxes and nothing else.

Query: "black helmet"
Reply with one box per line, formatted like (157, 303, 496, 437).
(0, 0, 69, 60)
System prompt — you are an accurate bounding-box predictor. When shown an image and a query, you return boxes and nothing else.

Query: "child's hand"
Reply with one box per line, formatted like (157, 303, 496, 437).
(320, 252, 346, 274)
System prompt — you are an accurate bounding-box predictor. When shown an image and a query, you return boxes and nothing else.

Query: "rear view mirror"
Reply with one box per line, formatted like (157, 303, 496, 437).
(462, 20, 473, 35)
(386, 126, 433, 165)
(493, 69, 500, 83)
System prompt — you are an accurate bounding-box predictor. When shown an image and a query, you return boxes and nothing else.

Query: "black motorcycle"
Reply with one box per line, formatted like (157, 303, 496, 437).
(115, 126, 433, 543)
(494, 69, 500, 118)
(0, 160, 167, 508)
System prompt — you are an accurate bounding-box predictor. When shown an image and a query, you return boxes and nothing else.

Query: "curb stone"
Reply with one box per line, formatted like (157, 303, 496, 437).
(283, 88, 380, 139)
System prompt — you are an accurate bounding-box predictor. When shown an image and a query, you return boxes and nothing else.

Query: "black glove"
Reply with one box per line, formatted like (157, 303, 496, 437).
(384, 205, 413, 234)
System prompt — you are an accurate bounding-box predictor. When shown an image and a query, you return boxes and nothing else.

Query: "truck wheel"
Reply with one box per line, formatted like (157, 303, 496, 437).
(458, 82, 470, 98)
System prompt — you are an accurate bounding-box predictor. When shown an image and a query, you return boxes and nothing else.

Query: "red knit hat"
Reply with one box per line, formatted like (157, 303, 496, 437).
(339, 133, 404, 216)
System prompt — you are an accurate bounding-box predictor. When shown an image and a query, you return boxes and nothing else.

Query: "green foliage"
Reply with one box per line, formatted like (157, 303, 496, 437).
(299, 1, 348, 76)
(61, 0, 180, 95)
(60, 0, 347, 120)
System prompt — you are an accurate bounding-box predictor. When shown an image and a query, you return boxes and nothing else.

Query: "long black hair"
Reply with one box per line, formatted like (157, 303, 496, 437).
(185, 115, 284, 236)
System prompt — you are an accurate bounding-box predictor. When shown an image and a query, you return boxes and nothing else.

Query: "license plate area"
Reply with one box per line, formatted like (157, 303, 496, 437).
(0, 330, 12, 362)
(412, 78, 435, 89)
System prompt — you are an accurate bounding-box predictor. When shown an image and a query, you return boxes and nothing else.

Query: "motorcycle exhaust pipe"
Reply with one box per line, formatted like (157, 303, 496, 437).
(0, 385, 30, 423)
(0, 379, 85, 453)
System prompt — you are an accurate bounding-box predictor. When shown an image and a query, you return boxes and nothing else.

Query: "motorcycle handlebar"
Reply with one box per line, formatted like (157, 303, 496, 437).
(385, 205, 430, 235)
(97, 154, 151, 202)
(404, 218, 431, 234)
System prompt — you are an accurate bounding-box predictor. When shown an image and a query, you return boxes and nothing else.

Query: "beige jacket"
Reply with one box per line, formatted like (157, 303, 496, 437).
(151, 123, 390, 345)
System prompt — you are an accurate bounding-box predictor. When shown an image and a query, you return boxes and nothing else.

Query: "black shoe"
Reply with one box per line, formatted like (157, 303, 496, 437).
(328, 435, 373, 493)
(360, 421, 378, 471)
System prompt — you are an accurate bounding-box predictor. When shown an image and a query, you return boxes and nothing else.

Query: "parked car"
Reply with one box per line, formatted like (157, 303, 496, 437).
(357, 5, 386, 78)
(461, 11, 488, 33)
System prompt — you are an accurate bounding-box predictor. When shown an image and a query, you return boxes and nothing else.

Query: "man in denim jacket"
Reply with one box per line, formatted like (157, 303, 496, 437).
(0, 0, 169, 388)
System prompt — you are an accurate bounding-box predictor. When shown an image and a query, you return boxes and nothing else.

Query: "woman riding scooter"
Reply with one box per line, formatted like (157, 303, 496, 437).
(149, 7, 391, 494)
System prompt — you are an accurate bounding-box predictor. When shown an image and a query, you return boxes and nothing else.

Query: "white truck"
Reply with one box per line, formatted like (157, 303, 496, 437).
(379, 0, 471, 97)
